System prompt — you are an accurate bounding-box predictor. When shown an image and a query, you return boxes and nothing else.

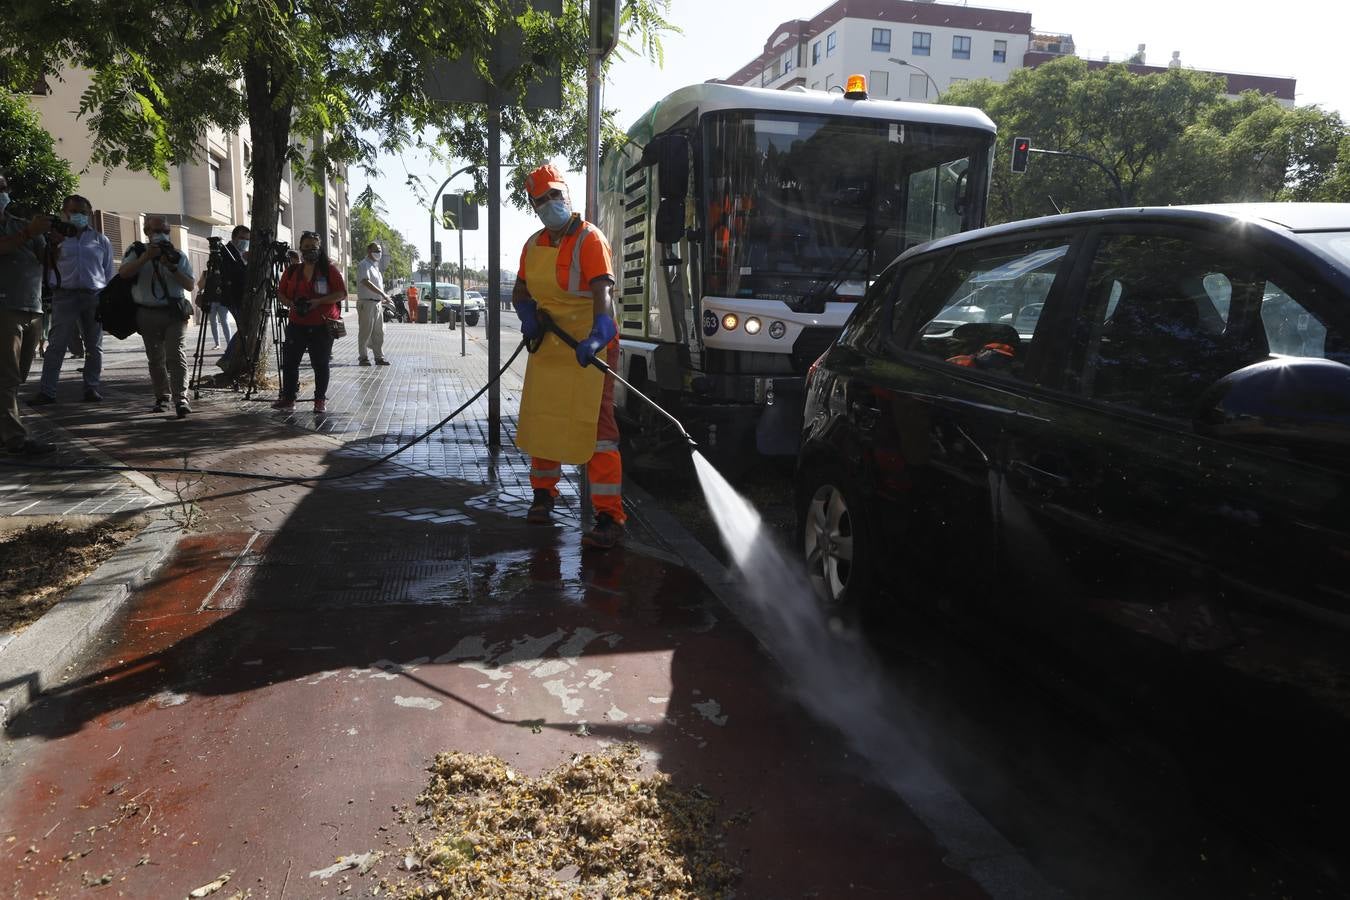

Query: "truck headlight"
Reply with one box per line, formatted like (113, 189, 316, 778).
(768, 321, 786, 339)
(744, 317, 762, 335)
(721, 313, 739, 331)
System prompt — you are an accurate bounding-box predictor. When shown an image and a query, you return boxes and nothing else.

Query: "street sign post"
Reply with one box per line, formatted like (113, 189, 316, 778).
(425, 0, 563, 448)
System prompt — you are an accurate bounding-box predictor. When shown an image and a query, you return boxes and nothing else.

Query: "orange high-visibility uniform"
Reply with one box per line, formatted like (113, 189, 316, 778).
(406, 284, 420, 323)
(517, 214, 625, 525)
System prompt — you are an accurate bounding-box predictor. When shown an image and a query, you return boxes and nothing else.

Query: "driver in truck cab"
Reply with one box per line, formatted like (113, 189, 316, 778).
(511, 164, 625, 551)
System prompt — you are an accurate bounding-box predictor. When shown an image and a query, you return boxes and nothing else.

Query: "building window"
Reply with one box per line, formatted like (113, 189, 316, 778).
(913, 32, 931, 57)
(909, 72, 929, 99)
(993, 39, 1007, 63)
(783, 49, 794, 73)
(869, 70, 890, 97)
(871, 28, 891, 52)
(761, 68, 769, 86)
(953, 35, 971, 60)
(209, 157, 223, 192)
(826, 31, 837, 57)
(812, 41, 821, 65)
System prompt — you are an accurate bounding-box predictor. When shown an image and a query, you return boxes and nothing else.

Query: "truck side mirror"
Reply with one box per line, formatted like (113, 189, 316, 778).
(641, 133, 690, 245)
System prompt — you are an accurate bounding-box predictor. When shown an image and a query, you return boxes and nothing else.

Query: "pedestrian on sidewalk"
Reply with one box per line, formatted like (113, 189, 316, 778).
(0, 176, 54, 456)
(274, 231, 345, 413)
(31, 195, 113, 405)
(512, 164, 626, 550)
(120, 216, 196, 418)
(355, 241, 390, 366)
(210, 224, 249, 368)
(406, 282, 420, 325)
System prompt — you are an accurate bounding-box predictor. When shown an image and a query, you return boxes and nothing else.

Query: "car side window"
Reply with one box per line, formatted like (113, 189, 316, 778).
(900, 238, 1069, 380)
(1068, 233, 1347, 418)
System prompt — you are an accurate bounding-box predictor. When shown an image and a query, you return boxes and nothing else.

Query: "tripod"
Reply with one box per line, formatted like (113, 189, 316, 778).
(242, 257, 287, 401)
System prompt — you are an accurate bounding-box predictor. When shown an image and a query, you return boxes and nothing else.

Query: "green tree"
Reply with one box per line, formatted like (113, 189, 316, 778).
(0, 92, 78, 214)
(349, 192, 418, 286)
(942, 56, 1350, 223)
(1, 0, 675, 381)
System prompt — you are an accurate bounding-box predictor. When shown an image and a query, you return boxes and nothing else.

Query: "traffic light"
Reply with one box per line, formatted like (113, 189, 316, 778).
(1011, 137, 1031, 174)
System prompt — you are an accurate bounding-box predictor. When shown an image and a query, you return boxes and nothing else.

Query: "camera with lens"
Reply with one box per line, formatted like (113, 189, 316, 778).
(157, 242, 182, 265)
(49, 218, 79, 238)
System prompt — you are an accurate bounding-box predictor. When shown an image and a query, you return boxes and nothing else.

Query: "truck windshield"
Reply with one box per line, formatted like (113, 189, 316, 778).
(702, 111, 991, 308)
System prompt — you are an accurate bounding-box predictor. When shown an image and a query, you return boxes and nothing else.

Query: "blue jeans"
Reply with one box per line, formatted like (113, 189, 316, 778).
(39, 288, 102, 397)
(208, 303, 232, 345)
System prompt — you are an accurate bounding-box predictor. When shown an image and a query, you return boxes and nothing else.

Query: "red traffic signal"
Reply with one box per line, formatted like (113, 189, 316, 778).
(1011, 137, 1031, 174)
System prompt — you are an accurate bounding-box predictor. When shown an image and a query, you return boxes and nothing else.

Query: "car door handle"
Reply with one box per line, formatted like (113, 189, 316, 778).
(1009, 459, 1072, 490)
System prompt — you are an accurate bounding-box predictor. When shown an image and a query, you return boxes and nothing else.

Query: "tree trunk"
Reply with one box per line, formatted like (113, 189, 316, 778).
(226, 56, 294, 385)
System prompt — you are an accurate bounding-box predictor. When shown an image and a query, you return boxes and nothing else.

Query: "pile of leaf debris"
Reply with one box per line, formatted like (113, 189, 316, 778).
(0, 518, 144, 633)
(389, 744, 741, 899)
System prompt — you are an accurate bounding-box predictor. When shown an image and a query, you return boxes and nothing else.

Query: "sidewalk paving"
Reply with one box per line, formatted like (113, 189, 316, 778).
(0, 316, 996, 898)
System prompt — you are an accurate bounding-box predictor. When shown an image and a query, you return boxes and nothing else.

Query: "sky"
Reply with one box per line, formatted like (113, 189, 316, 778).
(353, 0, 1350, 277)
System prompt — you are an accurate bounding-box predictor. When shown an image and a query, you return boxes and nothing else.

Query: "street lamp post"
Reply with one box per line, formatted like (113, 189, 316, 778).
(888, 57, 941, 101)
(430, 164, 477, 328)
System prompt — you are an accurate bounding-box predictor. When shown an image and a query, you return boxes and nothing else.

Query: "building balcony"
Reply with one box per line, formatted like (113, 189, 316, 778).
(211, 188, 233, 222)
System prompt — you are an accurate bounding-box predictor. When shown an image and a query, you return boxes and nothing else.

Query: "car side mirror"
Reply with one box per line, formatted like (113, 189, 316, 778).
(1194, 357, 1350, 448)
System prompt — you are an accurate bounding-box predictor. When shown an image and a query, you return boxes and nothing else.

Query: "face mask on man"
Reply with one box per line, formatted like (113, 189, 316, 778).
(69, 212, 89, 229)
(151, 231, 171, 244)
(371, 250, 382, 260)
(302, 248, 320, 262)
(538, 198, 571, 230)
(235, 238, 250, 253)
(0, 192, 10, 212)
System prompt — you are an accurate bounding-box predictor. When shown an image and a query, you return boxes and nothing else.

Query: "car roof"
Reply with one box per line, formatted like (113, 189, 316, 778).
(910, 203, 1350, 260)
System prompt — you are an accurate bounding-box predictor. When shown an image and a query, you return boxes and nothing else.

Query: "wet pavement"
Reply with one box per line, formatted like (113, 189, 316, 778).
(0, 320, 990, 898)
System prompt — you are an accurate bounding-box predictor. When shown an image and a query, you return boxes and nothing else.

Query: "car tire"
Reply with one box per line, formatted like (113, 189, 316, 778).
(466, 312, 480, 326)
(797, 471, 875, 615)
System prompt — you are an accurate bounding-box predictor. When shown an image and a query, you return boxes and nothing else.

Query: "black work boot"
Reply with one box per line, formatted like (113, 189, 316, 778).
(582, 513, 625, 551)
(527, 489, 555, 524)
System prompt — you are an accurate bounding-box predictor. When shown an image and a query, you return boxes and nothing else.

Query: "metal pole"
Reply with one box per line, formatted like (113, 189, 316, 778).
(581, 28, 604, 522)
(459, 217, 466, 356)
(487, 105, 502, 448)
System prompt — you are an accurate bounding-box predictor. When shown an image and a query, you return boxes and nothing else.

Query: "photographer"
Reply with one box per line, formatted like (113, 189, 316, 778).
(0, 173, 53, 456)
(32, 194, 114, 405)
(209, 223, 249, 369)
(119, 215, 195, 418)
(273, 231, 345, 413)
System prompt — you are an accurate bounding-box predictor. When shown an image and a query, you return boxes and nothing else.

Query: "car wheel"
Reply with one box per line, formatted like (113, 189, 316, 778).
(799, 474, 873, 612)
(466, 312, 480, 326)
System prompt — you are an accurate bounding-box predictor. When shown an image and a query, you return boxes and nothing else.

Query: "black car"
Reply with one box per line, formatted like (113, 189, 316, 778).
(797, 203, 1350, 714)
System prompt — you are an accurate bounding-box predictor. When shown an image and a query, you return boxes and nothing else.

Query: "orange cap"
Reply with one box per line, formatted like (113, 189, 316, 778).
(524, 163, 568, 199)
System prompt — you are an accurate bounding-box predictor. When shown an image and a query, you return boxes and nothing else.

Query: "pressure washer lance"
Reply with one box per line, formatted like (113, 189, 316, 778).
(529, 309, 698, 449)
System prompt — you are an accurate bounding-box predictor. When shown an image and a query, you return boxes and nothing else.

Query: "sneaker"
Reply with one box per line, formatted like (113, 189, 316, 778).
(271, 397, 295, 410)
(582, 513, 625, 551)
(69, 350, 84, 359)
(152, 398, 168, 413)
(313, 399, 326, 413)
(176, 401, 191, 419)
(4, 438, 55, 457)
(27, 393, 56, 406)
(375, 358, 391, 366)
(212, 343, 220, 349)
(526, 489, 555, 524)
(358, 358, 372, 366)
(83, 389, 102, 402)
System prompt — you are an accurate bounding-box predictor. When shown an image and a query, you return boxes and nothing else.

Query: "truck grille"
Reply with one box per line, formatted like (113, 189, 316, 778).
(791, 327, 841, 373)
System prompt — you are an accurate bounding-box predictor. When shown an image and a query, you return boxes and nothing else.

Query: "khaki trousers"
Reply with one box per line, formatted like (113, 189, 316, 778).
(0, 307, 40, 450)
(356, 299, 384, 361)
(136, 305, 189, 403)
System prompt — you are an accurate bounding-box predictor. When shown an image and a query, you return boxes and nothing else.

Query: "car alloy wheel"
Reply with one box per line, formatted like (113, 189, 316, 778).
(804, 482, 855, 608)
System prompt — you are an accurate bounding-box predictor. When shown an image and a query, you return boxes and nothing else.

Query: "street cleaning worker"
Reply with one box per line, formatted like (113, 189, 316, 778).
(511, 163, 624, 550)
(406, 282, 420, 324)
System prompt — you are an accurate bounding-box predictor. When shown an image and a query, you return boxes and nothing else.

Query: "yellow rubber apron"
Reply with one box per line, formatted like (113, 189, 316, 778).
(515, 237, 605, 464)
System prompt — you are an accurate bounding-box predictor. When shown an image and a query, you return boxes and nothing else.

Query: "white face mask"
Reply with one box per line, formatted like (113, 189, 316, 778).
(0, 192, 10, 211)
(235, 239, 250, 253)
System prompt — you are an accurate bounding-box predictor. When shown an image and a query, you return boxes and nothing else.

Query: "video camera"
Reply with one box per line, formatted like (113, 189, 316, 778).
(2, 205, 77, 237)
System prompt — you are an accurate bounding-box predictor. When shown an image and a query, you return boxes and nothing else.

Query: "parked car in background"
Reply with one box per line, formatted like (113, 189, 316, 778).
(797, 203, 1350, 738)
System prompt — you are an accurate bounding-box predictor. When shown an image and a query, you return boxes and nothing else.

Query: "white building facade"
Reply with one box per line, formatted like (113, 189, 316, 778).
(723, 0, 1032, 101)
(28, 67, 350, 280)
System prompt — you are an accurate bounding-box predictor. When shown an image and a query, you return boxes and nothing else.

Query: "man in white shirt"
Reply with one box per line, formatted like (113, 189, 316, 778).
(355, 242, 389, 366)
(119, 216, 196, 417)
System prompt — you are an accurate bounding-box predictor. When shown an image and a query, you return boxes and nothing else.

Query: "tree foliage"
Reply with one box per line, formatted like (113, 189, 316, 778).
(0, 92, 78, 214)
(349, 190, 419, 285)
(0, 0, 675, 380)
(942, 57, 1350, 224)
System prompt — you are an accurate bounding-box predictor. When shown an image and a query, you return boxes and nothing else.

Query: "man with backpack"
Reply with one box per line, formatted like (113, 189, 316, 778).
(119, 216, 196, 417)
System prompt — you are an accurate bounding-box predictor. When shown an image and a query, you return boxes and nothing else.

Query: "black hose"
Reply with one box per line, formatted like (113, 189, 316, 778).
(0, 341, 528, 486)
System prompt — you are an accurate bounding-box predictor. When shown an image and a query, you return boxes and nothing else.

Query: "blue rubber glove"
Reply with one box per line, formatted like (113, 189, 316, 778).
(576, 314, 617, 367)
(513, 299, 542, 342)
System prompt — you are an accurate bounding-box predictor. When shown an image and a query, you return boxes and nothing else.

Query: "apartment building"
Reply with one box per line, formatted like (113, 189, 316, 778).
(719, 0, 1032, 101)
(28, 67, 351, 280)
(721, 1, 1295, 107)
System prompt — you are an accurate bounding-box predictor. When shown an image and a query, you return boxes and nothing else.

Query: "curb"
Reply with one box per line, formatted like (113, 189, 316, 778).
(623, 479, 1062, 900)
(1, 409, 182, 734)
(0, 508, 180, 732)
